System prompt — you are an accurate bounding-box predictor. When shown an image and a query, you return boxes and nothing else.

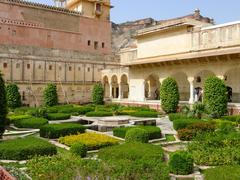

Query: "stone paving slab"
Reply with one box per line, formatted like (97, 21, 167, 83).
(156, 116, 177, 135)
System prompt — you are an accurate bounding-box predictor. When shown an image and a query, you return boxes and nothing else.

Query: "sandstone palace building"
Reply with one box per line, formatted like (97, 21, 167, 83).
(0, 0, 118, 106)
(1, 0, 240, 114)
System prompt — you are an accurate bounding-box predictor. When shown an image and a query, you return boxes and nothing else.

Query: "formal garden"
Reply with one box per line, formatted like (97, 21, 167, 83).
(0, 72, 239, 180)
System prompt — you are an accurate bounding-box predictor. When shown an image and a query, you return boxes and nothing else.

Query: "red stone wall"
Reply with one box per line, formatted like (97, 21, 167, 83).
(0, 1, 111, 54)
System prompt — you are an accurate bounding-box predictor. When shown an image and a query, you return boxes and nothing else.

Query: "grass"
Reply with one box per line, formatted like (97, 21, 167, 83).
(165, 134, 176, 142)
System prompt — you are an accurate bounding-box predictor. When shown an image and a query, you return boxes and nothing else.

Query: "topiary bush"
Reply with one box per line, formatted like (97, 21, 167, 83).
(0, 136, 57, 160)
(6, 83, 21, 109)
(0, 72, 8, 138)
(130, 111, 159, 118)
(203, 76, 228, 118)
(92, 83, 104, 105)
(169, 151, 194, 175)
(13, 117, 48, 129)
(40, 123, 86, 139)
(160, 77, 179, 114)
(70, 143, 87, 158)
(113, 126, 161, 140)
(47, 113, 71, 121)
(125, 128, 149, 143)
(44, 83, 58, 107)
(173, 118, 203, 130)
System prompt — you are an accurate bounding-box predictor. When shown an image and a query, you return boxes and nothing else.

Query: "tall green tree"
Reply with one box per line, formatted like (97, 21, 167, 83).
(43, 83, 58, 107)
(0, 72, 8, 138)
(160, 77, 180, 113)
(92, 83, 104, 105)
(203, 76, 228, 118)
(6, 83, 22, 109)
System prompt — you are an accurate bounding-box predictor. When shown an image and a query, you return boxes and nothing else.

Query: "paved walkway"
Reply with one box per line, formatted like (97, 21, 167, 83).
(156, 116, 177, 135)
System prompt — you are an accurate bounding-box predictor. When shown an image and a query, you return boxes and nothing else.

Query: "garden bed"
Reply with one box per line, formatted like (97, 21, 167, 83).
(59, 132, 119, 150)
(0, 136, 57, 160)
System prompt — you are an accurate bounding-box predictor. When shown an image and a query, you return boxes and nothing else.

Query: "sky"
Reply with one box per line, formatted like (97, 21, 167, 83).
(33, 0, 240, 24)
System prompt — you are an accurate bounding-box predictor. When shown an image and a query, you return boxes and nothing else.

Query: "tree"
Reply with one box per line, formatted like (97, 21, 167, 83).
(160, 77, 179, 113)
(43, 83, 58, 107)
(0, 72, 8, 138)
(203, 76, 228, 118)
(92, 83, 104, 105)
(6, 83, 21, 109)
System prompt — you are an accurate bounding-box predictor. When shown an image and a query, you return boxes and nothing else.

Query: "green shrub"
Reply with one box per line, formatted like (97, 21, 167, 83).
(173, 118, 203, 130)
(85, 111, 113, 117)
(169, 113, 186, 121)
(177, 129, 196, 141)
(130, 111, 159, 117)
(13, 117, 48, 129)
(169, 151, 194, 175)
(8, 114, 32, 123)
(204, 166, 240, 180)
(92, 83, 104, 105)
(28, 148, 169, 180)
(221, 115, 240, 123)
(0, 136, 57, 160)
(47, 113, 71, 120)
(160, 77, 179, 113)
(26, 107, 48, 118)
(70, 143, 87, 158)
(98, 143, 169, 180)
(203, 76, 228, 118)
(40, 123, 86, 139)
(6, 83, 21, 109)
(0, 72, 8, 138)
(125, 128, 149, 143)
(43, 83, 58, 107)
(188, 131, 240, 166)
(76, 106, 95, 115)
(14, 107, 36, 115)
(113, 126, 161, 140)
(191, 102, 206, 119)
(178, 122, 216, 141)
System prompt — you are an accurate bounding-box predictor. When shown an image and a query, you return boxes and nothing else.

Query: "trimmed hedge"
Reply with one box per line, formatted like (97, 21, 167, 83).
(160, 77, 179, 113)
(59, 132, 119, 150)
(173, 118, 203, 130)
(203, 76, 228, 118)
(169, 113, 187, 121)
(0, 136, 57, 160)
(47, 113, 71, 121)
(130, 111, 159, 118)
(85, 111, 113, 117)
(70, 143, 87, 158)
(113, 126, 161, 140)
(13, 117, 48, 129)
(169, 151, 194, 175)
(8, 114, 32, 123)
(98, 143, 169, 180)
(40, 123, 86, 139)
(125, 128, 149, 143)
(178, 122, 216, 141)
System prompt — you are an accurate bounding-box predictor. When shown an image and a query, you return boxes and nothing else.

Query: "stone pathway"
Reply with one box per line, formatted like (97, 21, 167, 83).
(156, 116, 177, 135)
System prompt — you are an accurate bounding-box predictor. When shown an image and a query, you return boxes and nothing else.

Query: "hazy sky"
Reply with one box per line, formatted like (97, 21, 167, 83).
(33, 0, 240, 24)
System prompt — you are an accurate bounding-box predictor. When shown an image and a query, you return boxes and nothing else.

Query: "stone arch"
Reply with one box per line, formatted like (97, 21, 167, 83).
(111, 75, 119, 98)
(224, 67, 240, 103)
(171, 72, 189, 101)
(103, 76, 110, 98)
(144, 74, 160, 100)
(120, 74, 129, 99)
